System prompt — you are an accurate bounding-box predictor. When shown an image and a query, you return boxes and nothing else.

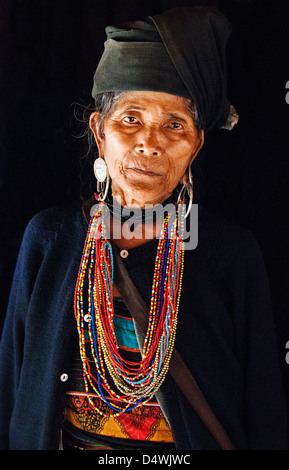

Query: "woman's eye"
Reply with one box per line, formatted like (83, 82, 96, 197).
(123, 116, 138, 124)
(169, 122, 183, 129)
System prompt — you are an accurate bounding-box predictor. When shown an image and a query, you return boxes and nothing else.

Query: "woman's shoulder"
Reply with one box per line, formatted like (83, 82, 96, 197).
(196, 204, 264, 266)
(22, 203, 86, 247)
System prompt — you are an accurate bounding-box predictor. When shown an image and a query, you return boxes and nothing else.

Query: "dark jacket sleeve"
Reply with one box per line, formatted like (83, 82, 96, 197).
(0, 217, 44, 449)
(0, 207, 86, 450)
(230, 232, 287, 449)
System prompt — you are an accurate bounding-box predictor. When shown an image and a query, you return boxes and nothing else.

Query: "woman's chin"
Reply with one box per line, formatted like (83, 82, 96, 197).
(122, 187, 169, 207)
(110, 173, 173, 206)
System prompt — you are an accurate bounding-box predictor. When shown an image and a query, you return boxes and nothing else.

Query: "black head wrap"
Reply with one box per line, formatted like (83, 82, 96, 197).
(92, 6, 238, 133)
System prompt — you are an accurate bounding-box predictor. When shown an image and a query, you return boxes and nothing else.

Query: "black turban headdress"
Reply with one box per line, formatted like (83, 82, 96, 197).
(92, 6, 238, 133)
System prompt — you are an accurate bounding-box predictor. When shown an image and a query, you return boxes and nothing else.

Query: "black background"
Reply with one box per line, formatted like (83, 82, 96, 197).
(1, 0, 289, 439)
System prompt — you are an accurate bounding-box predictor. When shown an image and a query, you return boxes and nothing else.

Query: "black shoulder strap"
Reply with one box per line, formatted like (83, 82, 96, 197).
(112, 243, 236, 450)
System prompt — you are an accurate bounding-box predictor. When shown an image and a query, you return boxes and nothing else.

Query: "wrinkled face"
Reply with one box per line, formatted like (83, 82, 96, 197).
(90, 91, 204, 207)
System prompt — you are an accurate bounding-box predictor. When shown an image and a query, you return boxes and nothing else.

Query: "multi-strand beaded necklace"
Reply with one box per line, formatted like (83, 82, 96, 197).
(74, 200, 185, 417)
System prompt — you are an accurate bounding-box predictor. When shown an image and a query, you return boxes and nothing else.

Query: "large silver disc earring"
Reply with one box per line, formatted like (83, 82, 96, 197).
(93, 157, 110, 202)
(177, 165, 193, 219)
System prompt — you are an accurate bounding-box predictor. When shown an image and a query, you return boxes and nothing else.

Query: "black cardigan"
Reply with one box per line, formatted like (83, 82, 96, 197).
(0, 203, 287, 449)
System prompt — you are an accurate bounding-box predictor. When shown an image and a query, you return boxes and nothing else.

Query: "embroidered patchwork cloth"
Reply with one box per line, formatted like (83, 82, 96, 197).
(64, 298, 174, 448)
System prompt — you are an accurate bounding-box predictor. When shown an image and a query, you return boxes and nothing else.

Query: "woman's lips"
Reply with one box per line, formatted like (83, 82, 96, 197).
(128, 167, 161, 177)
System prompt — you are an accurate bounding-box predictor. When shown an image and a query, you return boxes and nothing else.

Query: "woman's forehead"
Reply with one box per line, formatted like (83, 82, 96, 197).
(111, 91, 191, 115)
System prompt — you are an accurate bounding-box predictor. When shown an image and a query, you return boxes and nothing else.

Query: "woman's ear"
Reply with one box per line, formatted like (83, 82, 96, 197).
(89, 112, 104, 155)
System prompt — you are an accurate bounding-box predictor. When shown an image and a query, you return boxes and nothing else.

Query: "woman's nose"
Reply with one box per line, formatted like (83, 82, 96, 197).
(135, 127, 163, 157)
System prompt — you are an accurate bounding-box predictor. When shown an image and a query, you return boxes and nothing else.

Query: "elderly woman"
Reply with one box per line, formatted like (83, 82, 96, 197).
(0, 7, 287, 450)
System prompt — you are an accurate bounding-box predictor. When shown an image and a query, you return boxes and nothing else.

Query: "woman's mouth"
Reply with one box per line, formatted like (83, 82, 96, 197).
(128, 167, 161, 177)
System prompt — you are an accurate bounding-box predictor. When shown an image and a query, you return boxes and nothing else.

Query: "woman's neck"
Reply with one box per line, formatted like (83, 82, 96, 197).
(110, 216, 162, 250)
(104, 185, 180, 249)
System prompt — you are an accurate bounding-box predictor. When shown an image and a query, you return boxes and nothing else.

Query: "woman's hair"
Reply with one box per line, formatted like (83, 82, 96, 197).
(75, 91, 203, 200)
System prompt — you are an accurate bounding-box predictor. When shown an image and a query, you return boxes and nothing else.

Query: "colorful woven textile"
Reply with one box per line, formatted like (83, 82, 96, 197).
(64, 298, 174, 448)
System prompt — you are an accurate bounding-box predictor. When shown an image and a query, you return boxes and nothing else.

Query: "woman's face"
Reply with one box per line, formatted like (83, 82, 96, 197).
(90, 91, 204, 207)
